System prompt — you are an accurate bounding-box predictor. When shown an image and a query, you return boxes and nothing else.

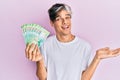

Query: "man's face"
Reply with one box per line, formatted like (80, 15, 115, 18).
(51, 10, 72, 36)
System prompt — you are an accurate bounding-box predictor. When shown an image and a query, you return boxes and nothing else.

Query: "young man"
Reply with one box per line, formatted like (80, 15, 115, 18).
(25, 3, 120, 80)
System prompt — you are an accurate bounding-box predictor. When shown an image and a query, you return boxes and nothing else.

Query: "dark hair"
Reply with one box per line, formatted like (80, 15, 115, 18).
(48, 3, 72, 22)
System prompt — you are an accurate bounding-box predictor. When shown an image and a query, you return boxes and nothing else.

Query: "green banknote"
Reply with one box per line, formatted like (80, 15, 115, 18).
(21, 24, 50, 47)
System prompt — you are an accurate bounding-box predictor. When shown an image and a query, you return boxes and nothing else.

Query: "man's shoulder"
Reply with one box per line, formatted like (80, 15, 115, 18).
(76, 36, 92, 49)
(41, 35, 55, 48)
(43, 35, 55, 44)
(46, 35, 55, 41)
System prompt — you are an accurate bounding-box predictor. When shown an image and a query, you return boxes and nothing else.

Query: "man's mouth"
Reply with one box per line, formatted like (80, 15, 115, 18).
(61, 25, 69, 30)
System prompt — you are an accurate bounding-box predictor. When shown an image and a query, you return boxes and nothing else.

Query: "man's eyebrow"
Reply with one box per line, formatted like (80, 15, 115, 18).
(66, 14, 71, 17)
(56, 15, 60, 18)
(56, 14, 71, 18)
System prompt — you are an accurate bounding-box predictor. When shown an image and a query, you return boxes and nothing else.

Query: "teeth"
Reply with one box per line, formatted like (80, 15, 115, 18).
(63, 26, 68, 28)
(64, 26, 67, 28)
(62, 25, 69, 29)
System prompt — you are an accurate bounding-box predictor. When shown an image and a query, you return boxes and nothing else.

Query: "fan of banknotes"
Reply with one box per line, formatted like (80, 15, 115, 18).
(21, 24, 50, 47)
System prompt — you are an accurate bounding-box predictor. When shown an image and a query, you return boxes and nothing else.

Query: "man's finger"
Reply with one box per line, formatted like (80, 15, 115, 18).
(28, 43, 36, 60)
(32, 45, 37, 61)
(25, 43, 31, 58)
(104, 47, 110, 51)
(111, 48, 120, 55)
(98, 47, 109, 51)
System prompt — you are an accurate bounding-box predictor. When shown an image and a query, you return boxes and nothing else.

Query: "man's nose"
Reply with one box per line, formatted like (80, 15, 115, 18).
(62, 18, 67, 24)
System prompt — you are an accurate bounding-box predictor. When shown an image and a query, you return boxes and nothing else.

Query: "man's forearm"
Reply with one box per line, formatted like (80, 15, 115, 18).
(36, 59, 47, 80)
(81, 55, 101, 80)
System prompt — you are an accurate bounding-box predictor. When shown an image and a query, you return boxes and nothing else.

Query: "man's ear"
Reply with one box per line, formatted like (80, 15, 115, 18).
(50, 20, 54, 27)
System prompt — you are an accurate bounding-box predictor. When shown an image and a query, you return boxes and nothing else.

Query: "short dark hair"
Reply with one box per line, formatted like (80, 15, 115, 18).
(48, 3, 72, 22)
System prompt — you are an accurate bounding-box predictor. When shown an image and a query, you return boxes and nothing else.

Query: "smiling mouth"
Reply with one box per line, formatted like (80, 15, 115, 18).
(61, 25, 69, 30)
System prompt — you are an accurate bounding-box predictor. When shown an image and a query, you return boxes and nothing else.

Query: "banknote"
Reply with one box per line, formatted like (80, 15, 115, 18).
(21, 24, 50, 47)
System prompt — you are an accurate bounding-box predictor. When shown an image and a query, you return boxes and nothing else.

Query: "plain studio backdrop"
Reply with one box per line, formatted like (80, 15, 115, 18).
(0, 0, 120, 80)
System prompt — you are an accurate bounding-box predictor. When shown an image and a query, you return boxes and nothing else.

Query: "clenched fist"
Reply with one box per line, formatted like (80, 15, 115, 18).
(25, 43, 43, 61)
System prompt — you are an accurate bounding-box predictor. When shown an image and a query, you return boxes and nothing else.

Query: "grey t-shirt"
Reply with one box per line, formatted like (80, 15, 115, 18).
(40, 35, 92, 80)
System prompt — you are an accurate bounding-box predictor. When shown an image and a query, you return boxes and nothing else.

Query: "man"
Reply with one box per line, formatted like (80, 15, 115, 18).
(25, 3, 120, 80)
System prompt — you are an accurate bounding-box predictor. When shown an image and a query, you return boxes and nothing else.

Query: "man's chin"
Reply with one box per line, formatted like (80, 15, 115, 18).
(62, 32, 71, 36)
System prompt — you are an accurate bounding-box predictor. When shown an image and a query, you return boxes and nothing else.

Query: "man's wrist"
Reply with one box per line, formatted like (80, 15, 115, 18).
(37, 57, 44, 63)
(94, 54, 101, 62)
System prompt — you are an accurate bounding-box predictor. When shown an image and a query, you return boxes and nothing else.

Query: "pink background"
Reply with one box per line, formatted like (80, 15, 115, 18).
(0, 0, 120, 80)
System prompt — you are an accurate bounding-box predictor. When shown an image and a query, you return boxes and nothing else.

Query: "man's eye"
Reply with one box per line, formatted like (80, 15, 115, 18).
(66, 17, 71, 19)
(56, 18, 60, 21)
(55, 17, 62, 21)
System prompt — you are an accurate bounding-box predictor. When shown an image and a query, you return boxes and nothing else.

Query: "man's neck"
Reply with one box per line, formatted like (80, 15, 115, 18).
(56, 34, 75, 43)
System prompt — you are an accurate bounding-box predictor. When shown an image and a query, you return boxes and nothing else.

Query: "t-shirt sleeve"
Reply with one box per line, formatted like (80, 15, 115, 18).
(82, 43, 92, 71)
(39, 43, 47, 68)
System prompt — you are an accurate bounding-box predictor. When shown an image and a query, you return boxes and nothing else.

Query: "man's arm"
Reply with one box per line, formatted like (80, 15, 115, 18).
(81, 54, 100, 80)
(36, 60, 47, 80)
(81, 47, 120, 80)
(25, 43, 47, 80)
